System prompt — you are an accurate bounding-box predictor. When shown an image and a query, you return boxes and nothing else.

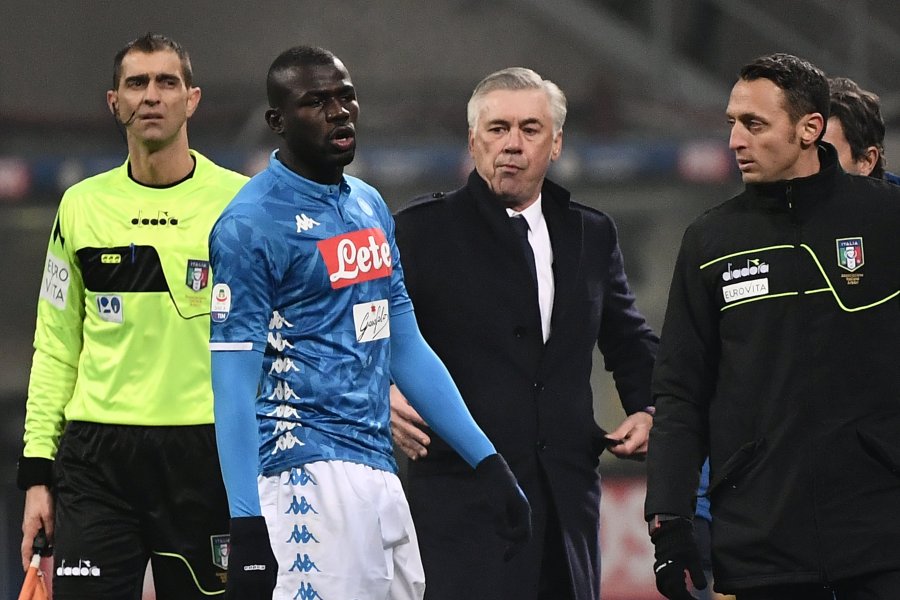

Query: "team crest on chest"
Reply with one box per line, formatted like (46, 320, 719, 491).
(186, 259, 210, 291)
(836, 237, 864, 272)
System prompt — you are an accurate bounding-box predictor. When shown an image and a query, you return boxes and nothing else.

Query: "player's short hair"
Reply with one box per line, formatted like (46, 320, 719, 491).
(467, 67, 567, 134)
(112, 33, 193, 89)
(739, 53, 829, 139)
(267, 46, 339, 108)
(828, 77, 886, 179)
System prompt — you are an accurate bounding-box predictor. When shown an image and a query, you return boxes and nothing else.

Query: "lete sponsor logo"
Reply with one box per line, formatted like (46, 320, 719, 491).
(317, 228, 392, 289)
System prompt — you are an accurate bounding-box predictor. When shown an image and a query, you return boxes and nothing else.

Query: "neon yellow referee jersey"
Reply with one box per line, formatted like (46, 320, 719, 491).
(23, 151, 248, 460)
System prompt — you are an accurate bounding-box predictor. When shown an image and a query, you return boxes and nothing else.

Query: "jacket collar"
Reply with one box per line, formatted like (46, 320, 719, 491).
(745, 143, 843, 209)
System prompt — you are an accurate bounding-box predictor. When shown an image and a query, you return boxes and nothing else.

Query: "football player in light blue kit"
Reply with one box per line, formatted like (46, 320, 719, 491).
(209, 45, 532, 600)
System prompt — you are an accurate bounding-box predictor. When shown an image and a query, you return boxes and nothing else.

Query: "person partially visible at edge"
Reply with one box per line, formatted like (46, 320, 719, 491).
(646, 52, 900, 600)
(208, 46, 532, 600)
(824, 76, 900, 184)
(390, 66, 658, 600)
(18, 32, 247, 598)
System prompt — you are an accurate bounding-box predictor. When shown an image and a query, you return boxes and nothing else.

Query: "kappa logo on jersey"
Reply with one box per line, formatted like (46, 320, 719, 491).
(352, 299, 390, 342)
(40, 251, 71, 310)
(211, 283, 231, 322)
(186, 259, 210, 291)
(317, 228, 392, 289)
(96, 295, 124, 323)
(836, 237, 864, 272)
(295, 213, 321, 232)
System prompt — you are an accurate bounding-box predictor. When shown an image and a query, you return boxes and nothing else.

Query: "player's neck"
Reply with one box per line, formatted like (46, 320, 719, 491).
(127, 132, 194, 186)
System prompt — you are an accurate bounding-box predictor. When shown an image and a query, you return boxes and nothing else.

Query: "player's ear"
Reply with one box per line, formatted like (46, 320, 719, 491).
(107, 90, 119, 118)
(265, 108, 284, 134)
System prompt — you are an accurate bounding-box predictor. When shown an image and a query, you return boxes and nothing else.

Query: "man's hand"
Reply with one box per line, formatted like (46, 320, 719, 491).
(226, 516, 278, 600)
(390, 385, 431, 460)
(651, 518, 707, 600)
(605, 411, 652, 460)
(474, 453, 532, 560)
(21, 485, 53, 571)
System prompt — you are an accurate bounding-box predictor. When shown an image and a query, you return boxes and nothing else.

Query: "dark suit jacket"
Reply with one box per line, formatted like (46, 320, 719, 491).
(394, 171, 658, 600)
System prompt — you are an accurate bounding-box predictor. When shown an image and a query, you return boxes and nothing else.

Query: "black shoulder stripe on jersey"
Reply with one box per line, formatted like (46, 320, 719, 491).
(77, 246, 170, 293)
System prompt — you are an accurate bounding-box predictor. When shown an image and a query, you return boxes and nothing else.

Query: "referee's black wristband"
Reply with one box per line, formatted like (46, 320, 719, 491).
(17, 456, 54, 491)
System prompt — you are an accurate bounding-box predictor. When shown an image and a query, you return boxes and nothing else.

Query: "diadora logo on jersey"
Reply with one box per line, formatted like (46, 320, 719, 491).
(96, 295, 124, 323)
(721, 259, 769, 281)
(56, 559, 101, 577)
(130, 209, 177, 226)
(186, 259, 210, 291)
(353, 299, 390, 342)
(836, 237, 864, 272)
(317, 228, 392, 289)
(210, 534, 230, 570)
(40, 251, 70, 310)
(295, 213, 321, 232)
(211, 283, 231, 322)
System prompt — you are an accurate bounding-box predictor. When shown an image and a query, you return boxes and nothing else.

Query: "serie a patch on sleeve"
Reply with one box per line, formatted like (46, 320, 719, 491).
(40, 251, 71, 310)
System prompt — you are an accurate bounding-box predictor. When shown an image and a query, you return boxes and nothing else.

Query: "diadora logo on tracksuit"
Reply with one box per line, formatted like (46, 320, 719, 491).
(317, 228, 392, 289)
(721, 258, 770, 303)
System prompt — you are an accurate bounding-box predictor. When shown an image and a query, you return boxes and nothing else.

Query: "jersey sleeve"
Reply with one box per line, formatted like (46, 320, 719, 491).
(209, 207, 279, 351)
(24, 198, 86, 459)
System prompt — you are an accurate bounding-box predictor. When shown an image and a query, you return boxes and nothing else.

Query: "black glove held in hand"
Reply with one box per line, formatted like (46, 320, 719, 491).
(651, 518, 707, 600)
(226, 516, 278, 600)
(474, 453, 532, 560)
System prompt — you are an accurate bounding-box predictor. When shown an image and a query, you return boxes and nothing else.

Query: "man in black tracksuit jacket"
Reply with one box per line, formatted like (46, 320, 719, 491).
(646, 53, 900, 599)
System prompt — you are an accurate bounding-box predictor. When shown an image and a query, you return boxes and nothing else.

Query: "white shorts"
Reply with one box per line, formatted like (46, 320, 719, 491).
(259, 460, 425, 600)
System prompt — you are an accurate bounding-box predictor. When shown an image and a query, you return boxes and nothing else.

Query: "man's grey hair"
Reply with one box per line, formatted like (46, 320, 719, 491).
(467, 67, 567, 134)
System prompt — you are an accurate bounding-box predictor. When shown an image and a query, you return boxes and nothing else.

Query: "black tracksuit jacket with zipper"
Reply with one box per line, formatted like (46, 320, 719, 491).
(646, 143, 900, 592)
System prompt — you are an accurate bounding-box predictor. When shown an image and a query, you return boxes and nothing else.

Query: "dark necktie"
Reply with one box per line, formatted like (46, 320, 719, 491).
(510, 215, 537, 288)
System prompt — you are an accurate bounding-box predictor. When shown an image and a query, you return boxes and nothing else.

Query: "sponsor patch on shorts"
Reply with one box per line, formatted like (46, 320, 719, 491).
(211, 534, 229, 570)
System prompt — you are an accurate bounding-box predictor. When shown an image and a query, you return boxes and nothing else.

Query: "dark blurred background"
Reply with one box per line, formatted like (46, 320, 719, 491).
(2, 1, 898, 597)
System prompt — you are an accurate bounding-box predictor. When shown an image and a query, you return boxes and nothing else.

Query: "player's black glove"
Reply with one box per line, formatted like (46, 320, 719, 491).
(474, 453, 532, 561)
(226, 516, 278, 600)
(650, 517, 707, 600)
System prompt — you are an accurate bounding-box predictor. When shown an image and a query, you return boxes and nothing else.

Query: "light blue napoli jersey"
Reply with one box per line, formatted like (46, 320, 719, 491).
(209, 152, 412, 476)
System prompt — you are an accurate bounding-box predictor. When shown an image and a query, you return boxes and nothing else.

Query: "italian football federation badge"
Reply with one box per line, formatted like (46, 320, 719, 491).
(186, 259, 210, 291)
(211, 534, 229, 570)
(836, 237, 864, 272)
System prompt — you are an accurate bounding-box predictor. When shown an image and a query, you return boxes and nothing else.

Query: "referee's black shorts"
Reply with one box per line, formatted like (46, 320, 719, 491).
(52, 421, 230, 600)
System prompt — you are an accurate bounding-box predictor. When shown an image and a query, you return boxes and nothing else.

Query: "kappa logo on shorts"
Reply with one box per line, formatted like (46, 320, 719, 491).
(287, 524, 320, 544)
(295, 582, 325, 599)
(289, 553, 321, 573)
(211, 534, 230, 570)
(56, 558, 101, 577)
(316, 228, 392, 289)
